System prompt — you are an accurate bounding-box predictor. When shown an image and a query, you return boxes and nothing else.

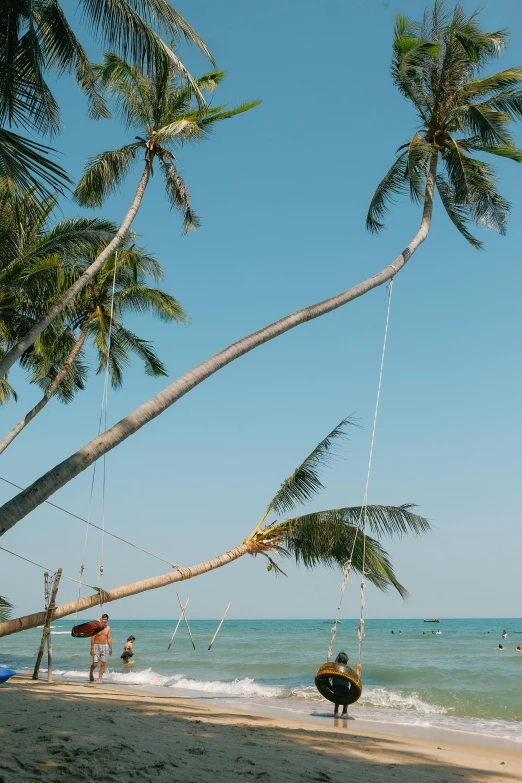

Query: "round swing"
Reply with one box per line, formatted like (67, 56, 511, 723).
(315, 661, 362, 706)
(314, 279, 395, 707)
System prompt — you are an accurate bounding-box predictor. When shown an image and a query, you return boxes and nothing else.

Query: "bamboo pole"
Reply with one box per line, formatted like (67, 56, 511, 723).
(167, 598, 189, 650)
(177, 592, 196, 650)
(208, 602, 231, 651)
(32, 569, 62, 681)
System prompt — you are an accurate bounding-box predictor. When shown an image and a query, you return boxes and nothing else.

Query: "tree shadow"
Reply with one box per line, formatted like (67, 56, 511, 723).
(1, 679, 519, 783)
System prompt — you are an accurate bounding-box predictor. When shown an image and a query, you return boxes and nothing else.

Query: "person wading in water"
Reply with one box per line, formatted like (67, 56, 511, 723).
(89, 614, 112, 682)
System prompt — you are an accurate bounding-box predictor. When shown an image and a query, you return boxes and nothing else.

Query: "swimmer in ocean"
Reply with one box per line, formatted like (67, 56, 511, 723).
(121, 635, 135, 664)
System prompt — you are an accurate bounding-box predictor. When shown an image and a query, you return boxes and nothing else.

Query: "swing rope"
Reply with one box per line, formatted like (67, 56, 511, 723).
(76, 254, 119, 617)
(98, 253, 119, 604)
(0, 476, 179, 569)
(326, 278, 394, 664)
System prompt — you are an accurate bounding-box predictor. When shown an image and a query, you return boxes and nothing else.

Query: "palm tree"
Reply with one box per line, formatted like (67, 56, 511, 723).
(366, 1, 522, 246)
(0, 0, 213, 196)
(0, 56, 259, 380)
(2, 1, 521, 534)
(0, 185, 116, 403)
(0, 419, 430, 636)
(0, 241, 186, 454)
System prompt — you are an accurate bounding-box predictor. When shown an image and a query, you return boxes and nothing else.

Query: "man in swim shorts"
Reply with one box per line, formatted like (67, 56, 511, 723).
(89, 614, 112, 682)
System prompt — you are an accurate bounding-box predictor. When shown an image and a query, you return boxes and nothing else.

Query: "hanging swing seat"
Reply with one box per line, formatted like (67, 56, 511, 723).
(71, 620, 103, 638)
(315, 661, 362, 706)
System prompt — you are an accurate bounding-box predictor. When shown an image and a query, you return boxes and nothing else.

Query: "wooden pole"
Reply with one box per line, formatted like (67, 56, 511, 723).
(208, 602, 231, 651)
(167, 598, 189, 650)
(176, 592, 196, 650)
(32, 569, 62, 681)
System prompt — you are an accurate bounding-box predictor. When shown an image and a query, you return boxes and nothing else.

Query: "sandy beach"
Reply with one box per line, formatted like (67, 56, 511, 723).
(1, 676, 521, 782)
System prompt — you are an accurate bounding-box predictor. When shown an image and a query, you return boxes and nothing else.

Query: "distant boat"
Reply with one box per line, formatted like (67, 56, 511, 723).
(423, 618, 441, 623)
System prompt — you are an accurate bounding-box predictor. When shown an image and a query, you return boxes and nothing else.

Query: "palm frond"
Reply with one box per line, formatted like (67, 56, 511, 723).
(0, 595, 13, 622)
(16, 217, 116, 271)
(485, 89, 522, 122)
(264, 513, 409, 598)
(197, 99, 261, 128)
(461, 104, 513, 146)
(196, 70, 226, 93)
(435, 172, 482, 248)
(444, 139, 510, 234)
(366, 150, 409, 233)
(73, 144, 141, 207)
(161, 160, 200, 232)
(94, 322, 167, 383)
(116, 284, 186, 322)
(80, 0, 214, 65)
(0, 128, 71, 198)
(463, 68, 522, 99)
(93, 53, 154, 128)
(0, 378, 18, 405)
(278, 504, 431, 539)
(405, 134, 433, 203)
(391, 14, 440, 116)
(37, 0, 110, 120)
(265, 418, 356, 516)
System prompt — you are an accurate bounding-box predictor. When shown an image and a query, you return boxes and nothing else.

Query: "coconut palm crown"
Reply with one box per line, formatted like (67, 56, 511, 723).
(367, 1, 522, 248)
(74, 54, 260, 233)
(0, 0, 213, 196)
(246, 418, 431, 597)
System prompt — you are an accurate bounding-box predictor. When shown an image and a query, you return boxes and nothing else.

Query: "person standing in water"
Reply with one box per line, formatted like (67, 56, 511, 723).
(121, 635, 135, 664)
(89, 614, 112, 682)
(331, 652, 362, 717)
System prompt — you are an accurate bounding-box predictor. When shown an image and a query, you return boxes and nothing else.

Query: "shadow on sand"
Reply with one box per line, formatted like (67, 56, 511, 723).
(0, 678, 518, 783)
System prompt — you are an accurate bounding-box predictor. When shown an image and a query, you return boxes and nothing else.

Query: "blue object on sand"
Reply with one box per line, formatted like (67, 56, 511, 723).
(0, 666, 16, 683)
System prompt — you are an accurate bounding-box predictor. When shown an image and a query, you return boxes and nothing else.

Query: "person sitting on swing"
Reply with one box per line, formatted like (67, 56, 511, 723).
(331, 651, 362, 717)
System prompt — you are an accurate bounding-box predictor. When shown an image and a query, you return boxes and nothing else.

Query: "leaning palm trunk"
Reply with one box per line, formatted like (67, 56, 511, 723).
(0, 324, 90, 455)
(0, 156, 437, 535)
(0, 161, 152, 381)
(0, 544, 248, 638)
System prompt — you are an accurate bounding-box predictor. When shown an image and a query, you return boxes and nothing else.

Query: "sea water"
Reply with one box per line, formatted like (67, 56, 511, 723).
(1, 618, 521, 743)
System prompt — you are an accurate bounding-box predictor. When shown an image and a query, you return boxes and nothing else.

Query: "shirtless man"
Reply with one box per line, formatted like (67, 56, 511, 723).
(89, 614, 112, 682)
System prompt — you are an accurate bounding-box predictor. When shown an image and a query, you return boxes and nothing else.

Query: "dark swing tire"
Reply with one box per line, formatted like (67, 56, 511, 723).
(315, 661, 362, 706)
(71, 620, 103, 638)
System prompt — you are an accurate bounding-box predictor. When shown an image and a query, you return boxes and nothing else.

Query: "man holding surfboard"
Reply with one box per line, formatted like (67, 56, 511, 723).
(89, 614, 112, 683)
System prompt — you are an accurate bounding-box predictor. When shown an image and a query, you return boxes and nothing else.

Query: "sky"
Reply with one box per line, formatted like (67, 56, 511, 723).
(1, 0, 521, 622)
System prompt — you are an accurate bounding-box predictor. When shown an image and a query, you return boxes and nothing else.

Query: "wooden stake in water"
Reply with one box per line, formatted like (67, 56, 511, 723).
(33, 569, 62, 681)
(167, 597, 189, 650)
(177, 592, 196, 650)
(208, 602, 231, 651)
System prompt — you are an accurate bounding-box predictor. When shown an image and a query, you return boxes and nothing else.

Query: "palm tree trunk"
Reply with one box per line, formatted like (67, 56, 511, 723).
(0, 154, 438, 536)
(0, 159, 152, 381)
(0, 544, 248, 638)
(0, 322, 90, 456)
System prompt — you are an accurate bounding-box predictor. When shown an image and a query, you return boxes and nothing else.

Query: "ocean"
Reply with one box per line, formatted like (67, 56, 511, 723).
(1, 618, 521, 743)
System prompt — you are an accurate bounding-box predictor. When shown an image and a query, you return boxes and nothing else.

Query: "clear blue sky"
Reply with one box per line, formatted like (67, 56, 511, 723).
(1, 0, 521, 621)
